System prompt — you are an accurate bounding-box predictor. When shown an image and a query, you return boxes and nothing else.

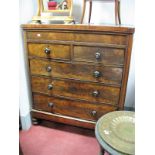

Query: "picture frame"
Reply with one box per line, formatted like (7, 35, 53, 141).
(32, 0, 74, 24)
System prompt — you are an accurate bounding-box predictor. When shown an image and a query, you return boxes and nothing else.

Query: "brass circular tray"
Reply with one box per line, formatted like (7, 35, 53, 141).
(97, 111, 135, 155)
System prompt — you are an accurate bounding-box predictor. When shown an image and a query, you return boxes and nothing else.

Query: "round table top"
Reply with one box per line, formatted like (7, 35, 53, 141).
(95, 111, 135, 155)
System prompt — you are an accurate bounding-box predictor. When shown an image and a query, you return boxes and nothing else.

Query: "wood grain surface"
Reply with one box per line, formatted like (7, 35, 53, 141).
(73, 45, 125, 65)
(28, 43, 71, 60)
(22, 24, 134, 128)
(31, 76, 120, 105)
(30, 59, 123, 86)
(33, 93, 117, 121)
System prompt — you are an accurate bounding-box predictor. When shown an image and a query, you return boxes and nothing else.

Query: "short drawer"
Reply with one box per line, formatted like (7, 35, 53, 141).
(30, 59, 123, 85)
(26, 31, 74, 41)
(31, 77, 120, 105)
(73, 46, 125, 65)
(28, 43, 71, 60)
(33, 94, 117, 121)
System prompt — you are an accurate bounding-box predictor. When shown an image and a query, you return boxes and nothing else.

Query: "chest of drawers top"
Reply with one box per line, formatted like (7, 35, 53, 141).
(22, 24, 134, 33)
(22, 24, 134, 44)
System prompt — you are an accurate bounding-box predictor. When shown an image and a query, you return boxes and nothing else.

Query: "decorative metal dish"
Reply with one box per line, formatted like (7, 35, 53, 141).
(97, 111, 135, 155)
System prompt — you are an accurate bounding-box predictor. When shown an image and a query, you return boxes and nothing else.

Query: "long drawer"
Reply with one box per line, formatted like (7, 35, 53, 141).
(31, 76, 120, 105)
(28, 43, 71, 60)
(26, 31, 127, 45)
(73, 45, 125, 65)
(33, 94, 117, 121)
(30, 59, 123, 86)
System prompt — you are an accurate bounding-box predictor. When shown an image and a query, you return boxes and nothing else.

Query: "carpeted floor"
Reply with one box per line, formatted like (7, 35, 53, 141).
(20, 122, 105, 155)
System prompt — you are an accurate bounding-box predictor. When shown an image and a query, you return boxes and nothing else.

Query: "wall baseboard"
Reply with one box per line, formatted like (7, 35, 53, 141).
(124, 106, 135, 112)
(20, 113, 32, 130)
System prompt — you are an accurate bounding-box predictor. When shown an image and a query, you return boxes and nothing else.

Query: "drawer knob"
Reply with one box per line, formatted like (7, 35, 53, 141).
(93, 71, 101, 78)
(46, 66, 52, 72)
(92, 90, 100, 97)
(48, 102, 54, 108)
(91, 110, 97, 116)
(48, 84, 53, 90)
(44, 48, 51, 54)
(95, 52, 101, 59)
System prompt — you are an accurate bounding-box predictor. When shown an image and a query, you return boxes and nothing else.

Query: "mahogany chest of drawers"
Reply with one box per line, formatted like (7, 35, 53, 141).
(22, 24, 134, 129)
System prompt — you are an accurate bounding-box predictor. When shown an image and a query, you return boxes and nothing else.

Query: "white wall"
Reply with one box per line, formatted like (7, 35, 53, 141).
(19, 0, 35, 129)
(20, 0, 135, 129)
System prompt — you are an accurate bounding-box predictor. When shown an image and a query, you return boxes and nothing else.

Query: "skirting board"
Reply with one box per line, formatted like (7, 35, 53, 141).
(20, 113, 32, 130)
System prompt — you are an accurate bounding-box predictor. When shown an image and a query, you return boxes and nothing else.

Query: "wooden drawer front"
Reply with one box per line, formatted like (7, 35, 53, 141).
(31, 77, 120, 105)
(28, 43, 71, 60)
(26, 32, 127, 45)
(30, 59, 123, 85)
(73, 46, 125, 65)
(74, 33, 127, 45)
(33, 94, 117, 121)
(27, 31, 74, 41)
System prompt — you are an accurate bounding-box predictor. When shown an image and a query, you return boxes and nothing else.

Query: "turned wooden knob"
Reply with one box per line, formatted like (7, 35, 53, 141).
(95, 52, 101, 59)
(44, 47, 51, 54)
(48, 102, 54, 108)
(93, 71, 101, 78)
(46, 66, 52, 72)
(92, 90, 100, 97)
(91, 110, 97, 116)
(48, 84, 53, 90)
